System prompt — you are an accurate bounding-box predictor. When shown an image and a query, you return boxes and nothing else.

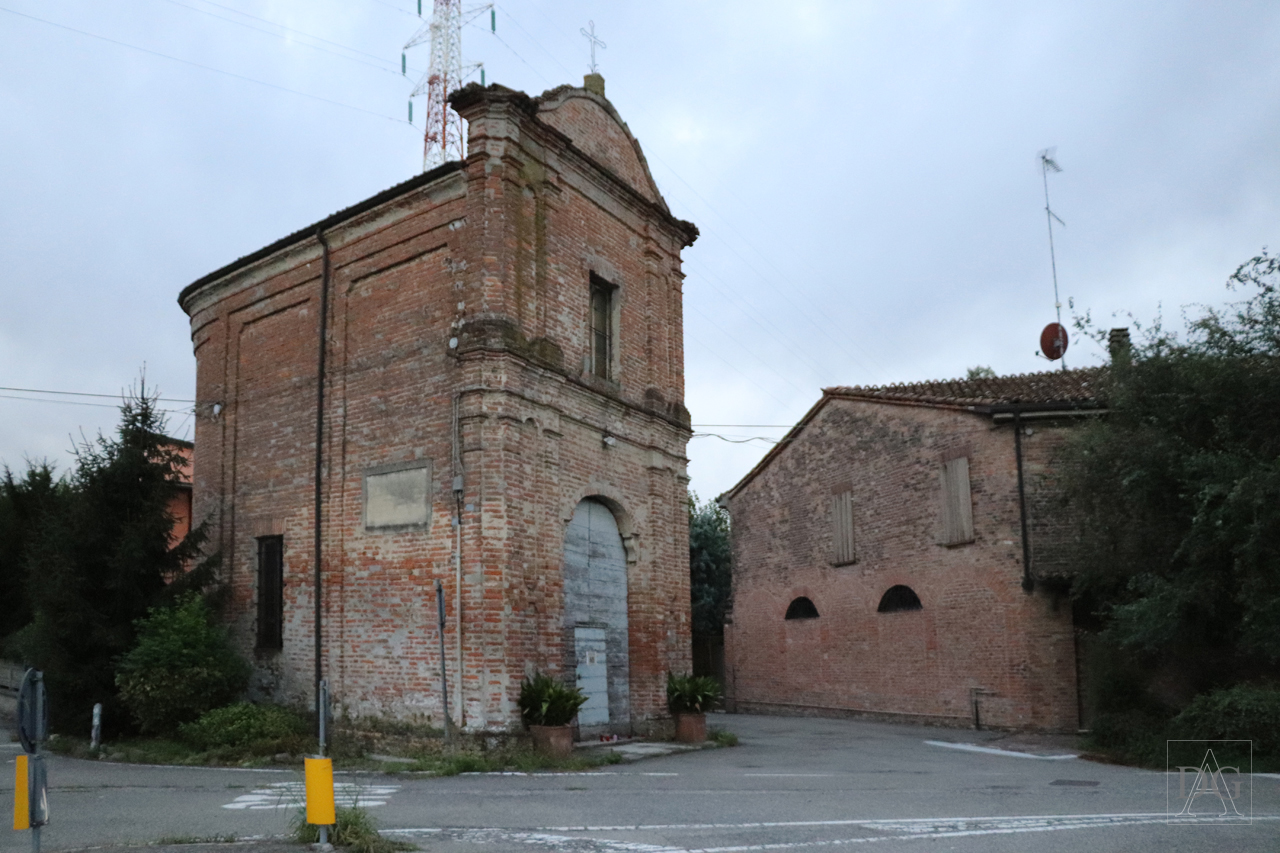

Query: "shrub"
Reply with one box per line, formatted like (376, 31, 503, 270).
(1084, 710, 1169, 768)
(179, 702, 310, 751)
(1171, 683, 1280, 756)
(115, 593, 250, 734)
(666, 672, 722, 714)
(518, 672, 587, 727)
(710, 729, 739, 747)
(293, 805, 413, 853)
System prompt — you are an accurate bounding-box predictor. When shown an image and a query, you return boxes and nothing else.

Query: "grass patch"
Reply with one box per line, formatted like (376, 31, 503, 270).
(399, 743, 624, 775)
(709, 729, 739, 747)
(293, 806, 415, 853)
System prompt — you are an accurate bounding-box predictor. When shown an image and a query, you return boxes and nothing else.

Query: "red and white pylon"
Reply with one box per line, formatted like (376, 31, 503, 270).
(404, 1, 489, 172)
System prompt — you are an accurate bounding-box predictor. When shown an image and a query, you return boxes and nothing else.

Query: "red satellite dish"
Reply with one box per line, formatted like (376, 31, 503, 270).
(1040, 323, 1069, 360)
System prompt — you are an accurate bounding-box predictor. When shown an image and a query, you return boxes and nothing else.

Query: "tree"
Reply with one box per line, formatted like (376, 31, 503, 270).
(0, 462, 65, 648)
(689, 493, 732, 637)
(116, 593, 250, 734)
(1067, 251, 1280, 707)
(20, 384, 216, 733)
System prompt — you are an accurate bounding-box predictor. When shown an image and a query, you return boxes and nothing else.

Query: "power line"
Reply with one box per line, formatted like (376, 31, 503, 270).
(158, 0, 425, 79)
(0, 394, 192, 415)
(0, 5, 410, 125)
(691, 424, 792, 428)
(0, 386, 195, 403)
(692, 433, 778, 445)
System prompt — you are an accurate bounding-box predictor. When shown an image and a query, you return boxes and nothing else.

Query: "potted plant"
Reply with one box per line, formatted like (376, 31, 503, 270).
(518, 672, 588, 757)
(666, 672, 722, 743)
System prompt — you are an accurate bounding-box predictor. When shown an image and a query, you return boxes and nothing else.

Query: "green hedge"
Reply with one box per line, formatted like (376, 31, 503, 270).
(179, 702, 310, 751)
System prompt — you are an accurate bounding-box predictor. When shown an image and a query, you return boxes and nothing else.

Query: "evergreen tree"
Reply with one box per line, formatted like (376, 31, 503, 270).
(0, 462, 65, 647)
(21, 384, 213, 733)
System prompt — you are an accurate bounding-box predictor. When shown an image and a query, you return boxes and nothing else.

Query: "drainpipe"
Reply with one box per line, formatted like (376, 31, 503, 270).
(313, 229, 332, 741)
(451, 393, 465, 728)
(1013, 410, 1034, 593)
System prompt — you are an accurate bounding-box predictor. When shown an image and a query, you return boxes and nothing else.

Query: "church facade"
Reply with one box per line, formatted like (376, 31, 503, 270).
(178, 78, 698, 733)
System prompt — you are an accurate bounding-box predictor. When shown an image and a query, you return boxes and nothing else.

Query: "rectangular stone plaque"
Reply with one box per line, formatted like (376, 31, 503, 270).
(364, 463, 430, 529)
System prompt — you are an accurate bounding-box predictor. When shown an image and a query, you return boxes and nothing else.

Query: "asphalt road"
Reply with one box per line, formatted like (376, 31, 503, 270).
(3, 714, 1277, 853)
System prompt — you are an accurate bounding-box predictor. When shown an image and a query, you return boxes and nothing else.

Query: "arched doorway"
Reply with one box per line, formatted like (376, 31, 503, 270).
(562, 498, 630, 733)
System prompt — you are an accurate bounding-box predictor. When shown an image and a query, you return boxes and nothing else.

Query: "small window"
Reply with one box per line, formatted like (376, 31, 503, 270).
(877, 585, 923, 613)
(785, 597, 820, 620)
(940, 456, 974, 545)
(589, 276, 616, 380)
(257, 536, 284, 651)
(831, 490, 856, 565)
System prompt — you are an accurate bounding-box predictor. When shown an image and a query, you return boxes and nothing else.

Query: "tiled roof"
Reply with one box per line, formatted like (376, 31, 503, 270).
(824, 366, 1107, 409)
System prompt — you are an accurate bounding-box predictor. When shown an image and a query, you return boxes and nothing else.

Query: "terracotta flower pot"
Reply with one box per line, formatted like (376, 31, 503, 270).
(673, 712, 706, 744)
(529, 724, 574, 757)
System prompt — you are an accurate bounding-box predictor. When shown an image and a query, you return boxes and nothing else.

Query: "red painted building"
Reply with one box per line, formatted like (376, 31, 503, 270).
(722, 369, 1105, 732)
(178, 79, 697, 733)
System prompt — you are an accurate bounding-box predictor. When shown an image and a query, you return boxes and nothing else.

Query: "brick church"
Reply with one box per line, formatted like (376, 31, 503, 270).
(178, 77, 698, 733)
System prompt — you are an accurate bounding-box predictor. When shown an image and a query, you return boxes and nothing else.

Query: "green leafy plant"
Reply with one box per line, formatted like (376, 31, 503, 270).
(293, 805, 414, 853)
(710, 729, 739, 747)
(518, 672, 587, 727)
(178, 701, 310, 751)
(666, 672, 722, 714)
(1170, 683, 1280, 757)
(116, 593, 251, 734)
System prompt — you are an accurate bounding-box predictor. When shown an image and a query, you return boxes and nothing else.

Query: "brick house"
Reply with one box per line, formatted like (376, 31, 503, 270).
(165, 438, 193, 550)
(177, 77, 698, 733)
(721, 368, 1106, 732)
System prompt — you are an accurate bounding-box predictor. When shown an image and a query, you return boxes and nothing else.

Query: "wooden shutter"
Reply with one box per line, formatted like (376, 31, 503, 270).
(831, 490, 856, 565)
(940, 457, 974, 545)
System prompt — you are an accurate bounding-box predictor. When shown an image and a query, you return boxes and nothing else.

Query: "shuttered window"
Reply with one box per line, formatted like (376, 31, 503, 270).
(831, 490, 856, 565)
(590, 276, 615, 380)
(257, 535, 284, 651)
(940, 456, 974, 545)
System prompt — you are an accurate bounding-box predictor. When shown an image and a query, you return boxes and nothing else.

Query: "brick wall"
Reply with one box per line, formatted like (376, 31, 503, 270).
(182, 82, 694, 731)
(724, 398, 1079, 732)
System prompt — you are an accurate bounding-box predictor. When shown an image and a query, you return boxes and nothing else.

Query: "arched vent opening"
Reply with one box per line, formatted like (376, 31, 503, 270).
(784, 597, 820, 620)
(877, 585, 923, 613)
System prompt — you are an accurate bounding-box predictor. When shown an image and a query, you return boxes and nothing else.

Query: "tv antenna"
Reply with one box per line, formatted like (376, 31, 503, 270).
(403, 0, 493, 172)
(1039, 148, 1067, 369)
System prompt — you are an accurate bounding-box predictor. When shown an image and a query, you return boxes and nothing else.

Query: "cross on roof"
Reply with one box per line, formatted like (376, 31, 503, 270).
(580, 20, 606, 74)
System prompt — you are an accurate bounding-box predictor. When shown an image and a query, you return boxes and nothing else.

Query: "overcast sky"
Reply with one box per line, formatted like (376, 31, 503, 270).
(2, 0, 1278, 500)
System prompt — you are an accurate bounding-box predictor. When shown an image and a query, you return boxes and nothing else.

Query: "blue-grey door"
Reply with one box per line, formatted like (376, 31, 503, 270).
(562, 499, 630, 732)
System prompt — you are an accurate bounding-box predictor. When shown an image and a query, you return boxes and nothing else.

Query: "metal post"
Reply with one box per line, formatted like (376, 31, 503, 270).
(436, 579, 453, 741)
(30, 671, 46, 853)
(91, 703, 101, 751)
(318, 680, 329, 757)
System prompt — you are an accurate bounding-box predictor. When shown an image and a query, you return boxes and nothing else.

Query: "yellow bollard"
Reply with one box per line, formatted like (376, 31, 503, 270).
(304, 757, 335, 827)
(13, 754, 29, 831)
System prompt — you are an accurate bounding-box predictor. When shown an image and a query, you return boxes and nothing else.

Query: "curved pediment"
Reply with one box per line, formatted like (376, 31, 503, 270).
(536, 85, 666, 210)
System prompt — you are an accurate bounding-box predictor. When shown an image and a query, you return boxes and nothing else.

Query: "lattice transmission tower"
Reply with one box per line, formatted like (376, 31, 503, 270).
(403, 0, 490, 172)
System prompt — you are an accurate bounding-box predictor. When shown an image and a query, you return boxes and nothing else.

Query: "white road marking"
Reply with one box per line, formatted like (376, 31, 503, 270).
(222, 780, 399, 810)
(385, 813, 1280, 852)
(924, 740, 1078, 760)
